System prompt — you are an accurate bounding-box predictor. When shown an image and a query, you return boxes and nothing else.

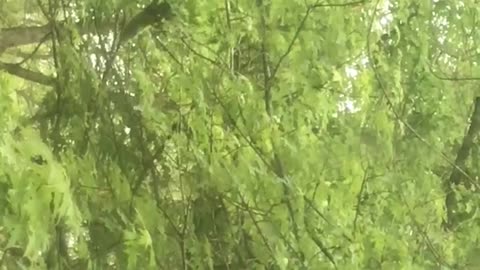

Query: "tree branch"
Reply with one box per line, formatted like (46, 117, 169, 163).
(0, 61, 55, 85)
(0, 25, 51, 53)
(0, 1, 172, 85)
(310, 0, 367, 8)
(0, 1, 172, 52)
(449, 98, 480, 185)
(444, 97, 480, 228)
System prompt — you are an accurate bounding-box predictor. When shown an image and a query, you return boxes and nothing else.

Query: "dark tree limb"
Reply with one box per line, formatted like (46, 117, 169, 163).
(0, 61, 55, 85)
(119, 1, 172, 43)
(0, 25, 51, 53)
(444, 97, 480, 229)
(449, 98, 480, 185)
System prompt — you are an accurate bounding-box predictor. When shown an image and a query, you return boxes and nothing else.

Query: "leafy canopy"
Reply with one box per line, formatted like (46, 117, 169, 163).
(0, 0, 479, 269)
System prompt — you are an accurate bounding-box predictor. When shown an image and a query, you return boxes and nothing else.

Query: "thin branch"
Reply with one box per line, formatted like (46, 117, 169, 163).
(269, 0, 369, 84)
(6, 50, 52, 61)
(257, 0, 273, 115)
(180, 37, 221, 66)
(304, 196, 353, 243)
(238, 194, 275, 257)
(304, 217, 338, 269)
(15, 32, 52, 66)
(256, 2, 310, 264)
(353, 168, 369, 235)
(399, 191, 453, 269)
(429, 68, 480, 81)
(310, 0, 368, 8)
(269, 6, 311, 86)
(154, 36, 183, 68)
(429, 53, 480, 81)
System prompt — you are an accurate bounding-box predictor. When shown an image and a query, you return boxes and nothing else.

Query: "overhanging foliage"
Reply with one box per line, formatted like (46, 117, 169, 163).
(0, 0, 479, 269)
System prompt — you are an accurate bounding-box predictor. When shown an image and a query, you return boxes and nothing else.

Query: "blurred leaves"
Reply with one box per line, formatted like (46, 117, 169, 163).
(0, 0, 480, 269)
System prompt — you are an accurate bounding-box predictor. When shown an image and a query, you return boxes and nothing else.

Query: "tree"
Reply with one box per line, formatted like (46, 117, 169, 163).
(1, 0, 479, 269)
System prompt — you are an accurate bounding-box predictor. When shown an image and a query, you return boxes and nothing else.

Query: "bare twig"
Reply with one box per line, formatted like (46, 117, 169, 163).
(310, 0, 368, 8)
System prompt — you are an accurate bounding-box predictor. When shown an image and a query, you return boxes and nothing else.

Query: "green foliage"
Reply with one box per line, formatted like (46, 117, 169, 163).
(1, 0, 480, 269)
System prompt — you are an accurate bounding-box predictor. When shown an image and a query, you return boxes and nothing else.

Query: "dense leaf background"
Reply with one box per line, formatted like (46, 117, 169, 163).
(0, 0, 479, 269)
